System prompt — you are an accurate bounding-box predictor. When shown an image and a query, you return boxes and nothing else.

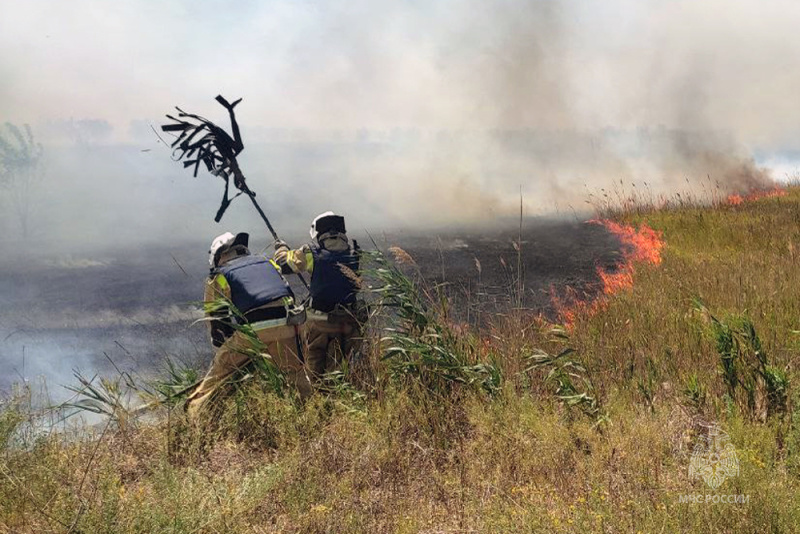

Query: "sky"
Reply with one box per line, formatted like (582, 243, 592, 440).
(1, 0, 800, 241)
(1, 0, 799, 139)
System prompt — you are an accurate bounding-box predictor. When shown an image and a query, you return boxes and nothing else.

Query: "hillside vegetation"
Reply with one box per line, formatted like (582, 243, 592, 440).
(2, 188, 800, 532)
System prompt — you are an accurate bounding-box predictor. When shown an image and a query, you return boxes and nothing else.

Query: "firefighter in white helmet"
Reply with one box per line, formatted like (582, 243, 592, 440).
(187, 231, 312, 416)
(273, 212, 363, 383)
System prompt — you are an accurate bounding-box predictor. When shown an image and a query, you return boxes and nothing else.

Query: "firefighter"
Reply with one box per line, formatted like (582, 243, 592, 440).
(274, 212, 363, 382)
(187, 231, 311, 416)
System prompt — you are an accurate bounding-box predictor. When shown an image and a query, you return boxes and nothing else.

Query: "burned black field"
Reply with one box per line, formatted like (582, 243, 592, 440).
(394, 218, 622, 319)
(0, 218, 623, 395)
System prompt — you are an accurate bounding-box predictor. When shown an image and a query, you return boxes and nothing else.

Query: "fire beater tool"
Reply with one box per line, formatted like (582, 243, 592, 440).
(160, 95, 309, 289)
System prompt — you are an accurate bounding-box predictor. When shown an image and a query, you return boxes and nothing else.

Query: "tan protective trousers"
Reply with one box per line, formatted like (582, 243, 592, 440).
(306, 317, 362, 381)
(187, 324, 311, 417)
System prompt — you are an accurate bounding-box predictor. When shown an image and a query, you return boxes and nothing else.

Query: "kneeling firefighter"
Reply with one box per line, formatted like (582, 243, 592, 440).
(187, 231, 312, 416)
(274, 212, 363, 382)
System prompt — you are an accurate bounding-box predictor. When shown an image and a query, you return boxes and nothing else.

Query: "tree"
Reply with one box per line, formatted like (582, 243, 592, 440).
(40, 118, 113, 146)
(0, 123, 43, 238)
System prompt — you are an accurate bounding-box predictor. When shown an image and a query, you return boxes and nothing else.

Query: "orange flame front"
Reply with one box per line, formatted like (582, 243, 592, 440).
(552, 221, 665, 328)
(551, 185, 787, 327)
(726, 187, 786, 206)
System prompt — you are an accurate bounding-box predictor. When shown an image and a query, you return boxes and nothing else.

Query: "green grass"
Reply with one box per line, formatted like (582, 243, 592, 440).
(2, 188, 800, 532)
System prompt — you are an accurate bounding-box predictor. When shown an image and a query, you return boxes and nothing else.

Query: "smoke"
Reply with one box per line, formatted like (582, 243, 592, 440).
(5, 0, 800, 395)
(1, 0, 799, 240)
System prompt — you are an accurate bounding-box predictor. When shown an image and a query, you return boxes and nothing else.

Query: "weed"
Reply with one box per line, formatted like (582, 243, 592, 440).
(636, 356, 660, 412)
(683, 373, 708, 412)
(63, 370, 137, 428)
(145, 358, 200, 407)
(365, 247, 501, 398)
(694, 300, 790, 419)
(523, 347, 606, 425)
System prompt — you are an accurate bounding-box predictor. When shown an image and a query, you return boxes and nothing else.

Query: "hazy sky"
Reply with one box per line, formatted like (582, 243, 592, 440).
(1, 0, 799, 144)
(1, 0, 800, 239)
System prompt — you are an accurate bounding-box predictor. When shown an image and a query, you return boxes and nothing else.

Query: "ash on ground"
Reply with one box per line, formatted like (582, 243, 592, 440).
(0, 218, 623, 396)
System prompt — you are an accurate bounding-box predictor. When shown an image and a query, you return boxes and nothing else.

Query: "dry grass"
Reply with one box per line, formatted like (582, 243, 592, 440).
(2, 187, 800, 532)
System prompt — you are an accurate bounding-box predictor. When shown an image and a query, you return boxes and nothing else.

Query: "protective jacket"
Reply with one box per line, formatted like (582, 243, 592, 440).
(205, 254, 294, 346)
(216, 255, 293, 313)
(275, 233, 363, 381)
(307, 243, 360, 313)
(274, 235, 360, 312)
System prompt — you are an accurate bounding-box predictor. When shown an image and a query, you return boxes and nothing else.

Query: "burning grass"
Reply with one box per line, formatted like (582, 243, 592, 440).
(551, 220, 665, 328)
(725, 186, 788, 206)
(3, 186, 800, 532)
(587, 174, 790, 219)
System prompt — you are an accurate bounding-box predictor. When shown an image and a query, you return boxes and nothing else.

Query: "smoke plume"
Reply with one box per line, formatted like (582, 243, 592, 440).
(3, 0, 800, 392)
(1, 0, 799, 238)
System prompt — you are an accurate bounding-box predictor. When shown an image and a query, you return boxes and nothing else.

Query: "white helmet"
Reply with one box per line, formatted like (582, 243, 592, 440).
(208, 232, 249, 267)
(309, 211, 339, 240)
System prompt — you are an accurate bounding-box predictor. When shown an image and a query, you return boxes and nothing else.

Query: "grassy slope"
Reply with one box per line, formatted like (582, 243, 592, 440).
(3, 189, 800, 532)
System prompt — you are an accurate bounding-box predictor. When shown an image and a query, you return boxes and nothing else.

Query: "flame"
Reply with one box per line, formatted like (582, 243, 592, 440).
(598, 268, 634, 294)
(551, 220, 665, 328)
(726, 187, 786, 206)
(727, 194, 744, 206)
(551, 185, 787, 327)
(599, 221, 664, 267)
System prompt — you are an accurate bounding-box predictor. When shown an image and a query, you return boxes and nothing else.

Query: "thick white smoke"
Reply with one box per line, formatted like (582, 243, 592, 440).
(2, 0, 800, 393)
(0, 0, 799, 236)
